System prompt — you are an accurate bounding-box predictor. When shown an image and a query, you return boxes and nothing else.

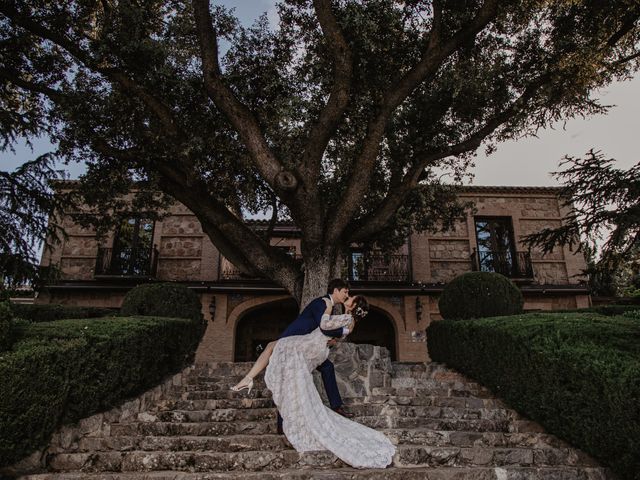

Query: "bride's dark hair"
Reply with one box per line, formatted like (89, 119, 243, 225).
(350, 295, 369, 322)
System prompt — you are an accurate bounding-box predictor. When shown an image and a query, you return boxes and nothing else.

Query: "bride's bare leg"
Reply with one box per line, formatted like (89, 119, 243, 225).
(231, 341, 276, 390)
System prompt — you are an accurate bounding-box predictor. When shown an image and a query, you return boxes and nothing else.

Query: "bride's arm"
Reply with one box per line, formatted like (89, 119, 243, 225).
(320, 312, 353, 330)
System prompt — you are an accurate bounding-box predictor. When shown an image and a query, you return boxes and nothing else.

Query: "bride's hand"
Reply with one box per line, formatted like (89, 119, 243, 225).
(323, 297, 332, 314)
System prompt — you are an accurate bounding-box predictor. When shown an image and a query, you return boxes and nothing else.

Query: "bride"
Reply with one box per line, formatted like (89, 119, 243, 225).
(231, 295, 395, 469)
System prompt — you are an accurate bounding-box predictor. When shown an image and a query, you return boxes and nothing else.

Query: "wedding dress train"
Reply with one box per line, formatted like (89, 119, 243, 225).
(264, 313, 396, 469)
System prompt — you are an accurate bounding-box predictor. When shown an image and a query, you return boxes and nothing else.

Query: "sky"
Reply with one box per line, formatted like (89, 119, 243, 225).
(3, 0, 638, 186)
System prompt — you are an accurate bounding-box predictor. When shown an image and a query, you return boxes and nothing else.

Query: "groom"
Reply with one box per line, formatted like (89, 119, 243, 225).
(276, 278, 353, 434)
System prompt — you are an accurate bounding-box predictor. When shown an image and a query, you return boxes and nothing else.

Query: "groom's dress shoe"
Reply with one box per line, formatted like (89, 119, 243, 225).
(332, 406, 354, 418)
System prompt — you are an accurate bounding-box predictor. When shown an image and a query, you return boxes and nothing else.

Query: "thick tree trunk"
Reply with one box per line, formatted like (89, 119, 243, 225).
(298, 248, 343, 311)
(300, 258, 331, 311)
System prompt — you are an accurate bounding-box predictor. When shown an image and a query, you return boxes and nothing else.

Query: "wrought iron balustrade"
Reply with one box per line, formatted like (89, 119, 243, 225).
(347, 254, 410, 282)
(221, 253, 411, 283)
(95, 246, 159, 277)
(470, 249, 533, 279)
(220, 255, 303, 280)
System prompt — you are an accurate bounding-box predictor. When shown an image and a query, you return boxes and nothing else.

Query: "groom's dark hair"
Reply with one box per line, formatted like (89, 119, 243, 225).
(327, 278, 350, 294)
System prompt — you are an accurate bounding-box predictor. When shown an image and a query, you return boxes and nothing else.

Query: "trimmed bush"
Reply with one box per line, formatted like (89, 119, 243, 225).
(427, 313, 640, 479)
(0, 302, 13, 351)
(0, 315, 203, 468)
(10, 303, 117, 323)
(621, 309, 640, 320)
(554, 304, 640, 317)
(120, 283, 203, 324)
(0, 302, 29, 352)
(438, 271, 524, 320)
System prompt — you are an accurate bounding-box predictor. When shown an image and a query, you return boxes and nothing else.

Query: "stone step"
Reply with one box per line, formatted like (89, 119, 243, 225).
(344, 394, 506, 409)
(385, 429, 571, 449)
(62, 430, 571, 454)
(110, 421, 278, 437)
(148, 407, 275, 423)
(175, 387, 274, 400)
(20, 465, 618, 480)
(185, 361, 436, 377)
(177, 385, 494, 401)
(355, 416, 513, 432)
(372, 386, 495, 399)
(178, 377, 489, 395)
(156, 397, 276, 411)
(160, 394, 506, 411)
(70, 434, 289, 454)
(108, 415, 522, 436)
(45, 445, 601, 473)
(144, 405, 520, 423)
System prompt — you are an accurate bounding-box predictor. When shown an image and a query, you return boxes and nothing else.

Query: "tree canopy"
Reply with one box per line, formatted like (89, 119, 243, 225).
(1, 0, 639, 303)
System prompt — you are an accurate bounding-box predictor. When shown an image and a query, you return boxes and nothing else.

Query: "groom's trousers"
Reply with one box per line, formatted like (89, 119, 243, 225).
(276, 358, 343, 430)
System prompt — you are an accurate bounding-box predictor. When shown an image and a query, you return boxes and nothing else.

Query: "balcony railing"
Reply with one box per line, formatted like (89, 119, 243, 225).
(471, 249, 533, 279)
(221, 253, 411, 283)
(95, 246, 159, 277)
(347, 254, 410, 282)
(220, 255, 303, 280)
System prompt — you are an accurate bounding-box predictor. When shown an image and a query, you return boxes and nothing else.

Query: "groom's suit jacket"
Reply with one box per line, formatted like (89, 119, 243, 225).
(279, 295, 344, 339)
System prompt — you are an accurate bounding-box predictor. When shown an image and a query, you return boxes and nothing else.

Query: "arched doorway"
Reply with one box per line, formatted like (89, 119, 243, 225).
(234, 298, 298, 361)
(347, 307, 397, 360)
(234, 300, 398, 362)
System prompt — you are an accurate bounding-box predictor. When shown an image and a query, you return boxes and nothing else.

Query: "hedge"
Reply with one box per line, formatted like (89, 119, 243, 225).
(427, 313, 640, 479)
(120, 283, 203, 325)
(0, 315, 203, 468)
(9, 303, 118, 323)
(553, 304, 640, 317)
(438, 271, 523, 320)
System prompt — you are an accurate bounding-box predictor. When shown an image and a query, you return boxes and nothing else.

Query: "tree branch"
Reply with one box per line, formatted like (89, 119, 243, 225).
(0, 66, 66, 100)
(191, 0, 289, 196)
(299, 0, 353, 182)
(328, 0, 500, 243)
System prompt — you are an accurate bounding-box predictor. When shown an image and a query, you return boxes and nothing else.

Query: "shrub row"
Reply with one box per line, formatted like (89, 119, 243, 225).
(120, 283, 203, 324)
(0, 315, 203, 468)
(553, 304, 640, 317)
(9, 303, 118, 323)
(427, 313, 640, 479)
(0, 302, 29, 352)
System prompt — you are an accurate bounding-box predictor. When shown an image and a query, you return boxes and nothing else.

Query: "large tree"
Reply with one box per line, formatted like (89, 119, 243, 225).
(1, 0, 639, 305)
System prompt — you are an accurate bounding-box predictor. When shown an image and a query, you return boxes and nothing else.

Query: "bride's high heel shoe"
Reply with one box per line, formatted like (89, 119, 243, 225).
(230, 376, 254, 394)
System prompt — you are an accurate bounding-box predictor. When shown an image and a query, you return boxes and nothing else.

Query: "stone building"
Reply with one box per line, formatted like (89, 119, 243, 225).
(38, 185, 589, 363)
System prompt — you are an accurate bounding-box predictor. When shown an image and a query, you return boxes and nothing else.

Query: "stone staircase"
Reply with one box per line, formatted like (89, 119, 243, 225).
(13, 346, 616, 479)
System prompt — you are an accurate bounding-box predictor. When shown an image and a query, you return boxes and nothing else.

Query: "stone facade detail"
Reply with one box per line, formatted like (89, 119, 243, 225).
(533, 262, 569, 285)
(429, 261, 473, 283)
(428, 240, 470, 260)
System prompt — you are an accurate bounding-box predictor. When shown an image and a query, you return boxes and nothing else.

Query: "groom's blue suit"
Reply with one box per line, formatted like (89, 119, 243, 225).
(277, 295, 345, 425)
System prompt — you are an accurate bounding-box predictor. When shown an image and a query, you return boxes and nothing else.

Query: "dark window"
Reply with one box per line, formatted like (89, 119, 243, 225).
(474, 217, 516, 276)
(112, 218, 155, 275)
(350, 251, 366, 281)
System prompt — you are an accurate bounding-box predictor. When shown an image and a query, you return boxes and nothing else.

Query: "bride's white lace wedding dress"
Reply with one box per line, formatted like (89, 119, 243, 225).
(264, 312, 396, 469)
